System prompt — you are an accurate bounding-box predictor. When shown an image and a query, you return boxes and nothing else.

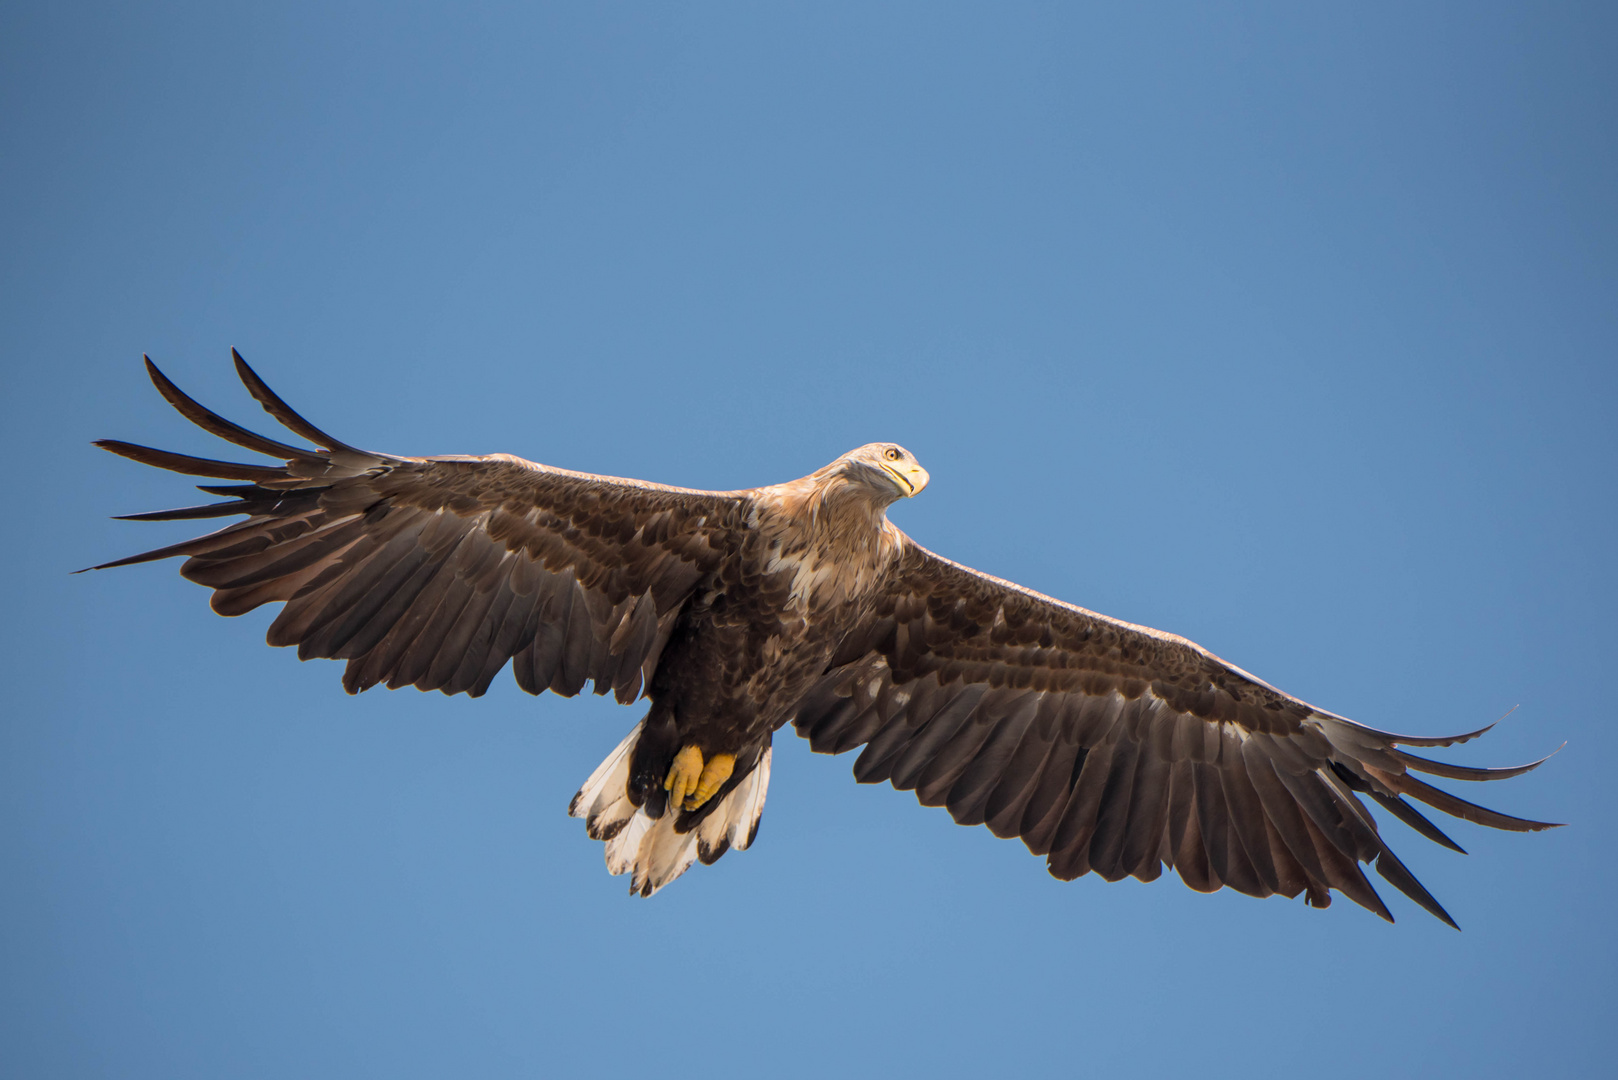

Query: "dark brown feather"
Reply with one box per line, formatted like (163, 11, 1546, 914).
(231, 349, 364, 455)
(143, 356, 311, 459)
(95, 440, 287, 481)
(112, 500, 259, 522)
(1375, 769, 1563, 832)
(1392, 746, 1558, 782)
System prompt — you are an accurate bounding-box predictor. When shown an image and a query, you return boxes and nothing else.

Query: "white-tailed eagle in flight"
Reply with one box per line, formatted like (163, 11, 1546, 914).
(87, 352, 1561, 925)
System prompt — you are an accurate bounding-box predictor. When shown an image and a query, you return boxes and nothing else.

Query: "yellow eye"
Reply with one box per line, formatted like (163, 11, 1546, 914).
(884, 447, 902, 461)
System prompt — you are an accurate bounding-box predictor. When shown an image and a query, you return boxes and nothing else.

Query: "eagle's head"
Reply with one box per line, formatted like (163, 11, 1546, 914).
(834, 443, 930, 505)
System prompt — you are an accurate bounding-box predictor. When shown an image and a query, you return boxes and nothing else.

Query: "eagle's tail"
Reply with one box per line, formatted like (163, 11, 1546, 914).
(568, 721, 771, 897)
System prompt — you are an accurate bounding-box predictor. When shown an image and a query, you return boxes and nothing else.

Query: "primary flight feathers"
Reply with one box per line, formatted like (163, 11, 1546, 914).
(90, 351, 1561, 921)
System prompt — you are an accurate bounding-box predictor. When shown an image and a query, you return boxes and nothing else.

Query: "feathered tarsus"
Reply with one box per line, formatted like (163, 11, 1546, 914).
(90, 351, 1562, 918)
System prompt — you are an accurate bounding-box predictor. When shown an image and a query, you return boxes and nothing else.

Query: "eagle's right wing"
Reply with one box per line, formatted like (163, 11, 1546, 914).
(792, 536, 1560, 926)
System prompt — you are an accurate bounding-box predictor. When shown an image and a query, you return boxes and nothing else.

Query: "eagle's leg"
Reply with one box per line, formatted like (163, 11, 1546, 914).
(664, 745, 736, 811)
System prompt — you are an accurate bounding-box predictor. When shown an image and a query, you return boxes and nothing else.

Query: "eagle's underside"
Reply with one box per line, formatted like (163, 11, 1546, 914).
(89, 352, 1562, 923)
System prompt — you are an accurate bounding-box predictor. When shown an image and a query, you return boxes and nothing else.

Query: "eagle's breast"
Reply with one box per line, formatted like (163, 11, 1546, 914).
(751, 479, 904, 615)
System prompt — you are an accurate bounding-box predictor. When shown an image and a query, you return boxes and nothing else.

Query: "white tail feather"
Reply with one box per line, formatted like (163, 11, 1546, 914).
(604, 813, 654, 876)
(697, 746, 771, 858)
(569, 723, 771, 897)
(635, 816, 700, 896)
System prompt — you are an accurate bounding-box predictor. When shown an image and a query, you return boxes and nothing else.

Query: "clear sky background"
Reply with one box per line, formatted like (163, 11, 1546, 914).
(3, 3, 1614, 1078)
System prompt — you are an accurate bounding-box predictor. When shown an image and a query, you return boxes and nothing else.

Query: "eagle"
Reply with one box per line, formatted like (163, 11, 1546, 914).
(88, 352, 1560, 925)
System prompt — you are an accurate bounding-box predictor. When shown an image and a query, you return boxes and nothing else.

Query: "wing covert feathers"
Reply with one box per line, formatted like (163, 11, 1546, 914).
(793, 541, 1560, 927)
(90, 352, 744, 701)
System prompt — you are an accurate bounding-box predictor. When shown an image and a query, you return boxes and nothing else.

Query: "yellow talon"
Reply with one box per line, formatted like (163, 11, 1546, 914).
(664, 746, 737, 811)
(665, 744, 704, 808)
(688, 753, 735, 810)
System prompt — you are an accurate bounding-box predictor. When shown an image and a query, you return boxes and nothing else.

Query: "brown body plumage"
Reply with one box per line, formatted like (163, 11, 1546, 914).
(89, 352, 1560, 917)
(631, 465, 908, 822)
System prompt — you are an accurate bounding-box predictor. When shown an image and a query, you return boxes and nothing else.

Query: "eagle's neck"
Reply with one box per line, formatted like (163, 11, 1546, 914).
(753, 472, 902, 610)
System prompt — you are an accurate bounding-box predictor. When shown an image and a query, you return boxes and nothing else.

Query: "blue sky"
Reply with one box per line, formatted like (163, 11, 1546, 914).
(3, 3, 1614, 1077)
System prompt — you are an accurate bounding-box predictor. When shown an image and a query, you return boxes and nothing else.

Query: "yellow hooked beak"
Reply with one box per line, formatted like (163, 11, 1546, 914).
(881, 461, 930, 497)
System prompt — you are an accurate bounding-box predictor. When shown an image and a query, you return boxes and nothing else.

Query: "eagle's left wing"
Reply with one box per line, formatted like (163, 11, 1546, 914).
(86, 353, 749, 704)
(792, 537, 1559, 926)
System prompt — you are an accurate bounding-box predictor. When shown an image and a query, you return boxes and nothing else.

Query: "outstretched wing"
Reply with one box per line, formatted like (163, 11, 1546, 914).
(89, 352, 748, 702)
(792, 539, 1560, 926)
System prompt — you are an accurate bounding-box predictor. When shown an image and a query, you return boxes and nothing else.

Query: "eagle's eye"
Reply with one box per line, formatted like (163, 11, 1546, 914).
(883, 447, 902, 461)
